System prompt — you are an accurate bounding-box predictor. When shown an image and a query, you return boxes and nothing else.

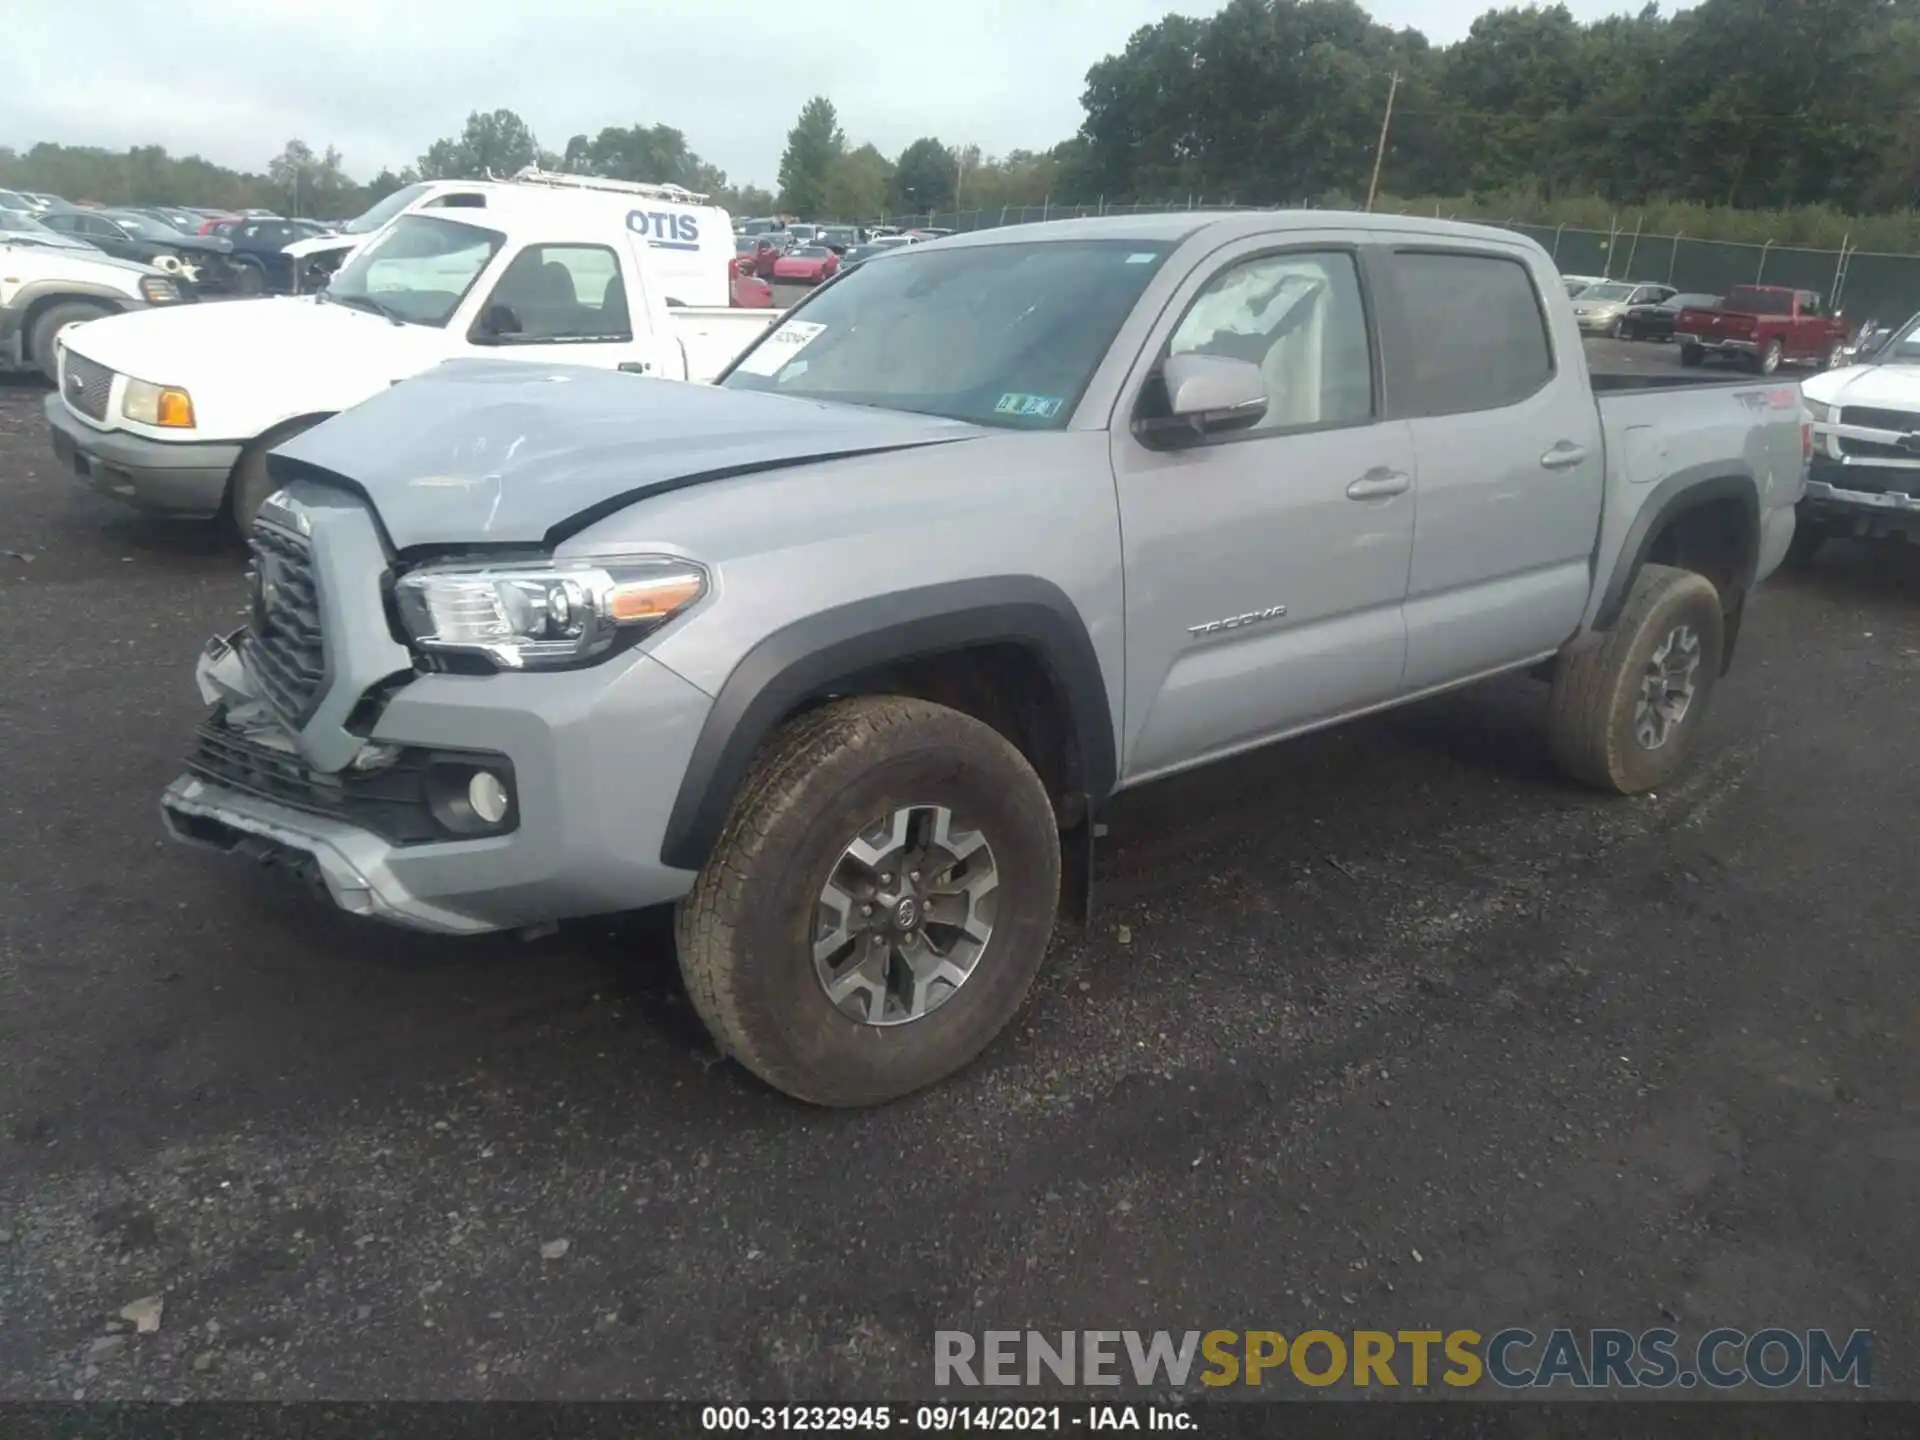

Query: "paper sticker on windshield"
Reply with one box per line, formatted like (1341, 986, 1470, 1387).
(994, 393, 1064, 420)
(735, 321, 826, 377)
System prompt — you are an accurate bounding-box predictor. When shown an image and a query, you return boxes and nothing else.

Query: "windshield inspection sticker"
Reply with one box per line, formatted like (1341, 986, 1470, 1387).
(734, 320, 827, 377)
(994, 393, 1065, 419)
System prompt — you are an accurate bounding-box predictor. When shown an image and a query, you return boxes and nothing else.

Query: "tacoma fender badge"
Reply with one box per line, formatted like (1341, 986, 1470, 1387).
(1189, 604, 1288, 638)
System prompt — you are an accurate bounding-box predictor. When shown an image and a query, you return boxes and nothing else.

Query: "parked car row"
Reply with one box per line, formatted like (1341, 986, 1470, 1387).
(2, 186, 345, 297)
(1562, 273, 1861, 376)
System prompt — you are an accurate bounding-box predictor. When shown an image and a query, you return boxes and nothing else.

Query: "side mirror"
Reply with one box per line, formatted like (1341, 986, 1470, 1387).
(1137, 354, 1269, 447)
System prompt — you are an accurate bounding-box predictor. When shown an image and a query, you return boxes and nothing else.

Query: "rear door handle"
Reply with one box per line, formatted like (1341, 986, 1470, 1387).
(619, 361, 653, 374)
(1541, 441, 1590, 471)
(1346, 467, 1411, 500)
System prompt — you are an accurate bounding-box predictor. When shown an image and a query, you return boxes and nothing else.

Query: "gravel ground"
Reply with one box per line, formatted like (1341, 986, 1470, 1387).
(2, 340, 1919, 1402)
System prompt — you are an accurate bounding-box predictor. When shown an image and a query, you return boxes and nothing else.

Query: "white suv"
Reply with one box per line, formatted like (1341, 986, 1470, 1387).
(0, 211, 187, 380)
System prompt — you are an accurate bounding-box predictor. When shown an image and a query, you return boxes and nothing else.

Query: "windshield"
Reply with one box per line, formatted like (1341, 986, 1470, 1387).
(1874, 315, 1920, 364)
(0, 210, 91, 248)
(721, 238, 1173, 429)
(820, 228, 857, 245)
(326, 214, 504, 327)
(109, 213, 189, 241)
(1580, 283, 1634, 302)
(795, 246, 830, 258)
(344, 182, 434, 235)
(1723, 286, 1793, 316)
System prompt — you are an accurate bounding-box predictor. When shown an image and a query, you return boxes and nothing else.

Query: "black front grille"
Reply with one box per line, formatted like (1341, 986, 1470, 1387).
(185, 717, 505, 846)
(1839, 405, 1920, 434)
(61, 351, 113, 422)
(241, 522, 328, 725)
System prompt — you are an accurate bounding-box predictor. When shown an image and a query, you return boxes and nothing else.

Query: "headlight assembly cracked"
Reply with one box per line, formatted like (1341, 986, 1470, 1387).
(393, 556, 708, 670)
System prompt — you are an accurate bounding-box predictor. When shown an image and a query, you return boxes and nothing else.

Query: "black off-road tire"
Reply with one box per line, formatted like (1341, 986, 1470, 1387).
(676, 695, 1062, 1107)
(1548, 564, 1725, 795)
(228, 417, 325, 538)
(28, 300, 113, 382)
(1680, 343, 1704, 367)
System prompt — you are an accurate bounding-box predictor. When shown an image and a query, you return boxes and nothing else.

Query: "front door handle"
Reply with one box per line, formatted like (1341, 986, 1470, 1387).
(619, 361, 653, 374)
(1541, 441, 1590, 471)
(1346, 467, 1411, 500)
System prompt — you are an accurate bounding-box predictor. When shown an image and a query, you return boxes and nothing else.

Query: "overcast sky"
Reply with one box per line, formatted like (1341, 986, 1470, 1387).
(10, 0, 1696, 189)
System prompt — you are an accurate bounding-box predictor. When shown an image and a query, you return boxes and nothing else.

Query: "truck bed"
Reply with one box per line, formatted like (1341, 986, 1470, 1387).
(1579, 370, 1808, 628)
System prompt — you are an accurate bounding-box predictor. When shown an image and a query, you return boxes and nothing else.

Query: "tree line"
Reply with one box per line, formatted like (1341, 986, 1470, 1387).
(7, 0, 1920, 249)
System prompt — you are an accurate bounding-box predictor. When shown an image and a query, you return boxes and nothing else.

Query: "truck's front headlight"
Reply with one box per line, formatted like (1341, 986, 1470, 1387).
(139, 275, 183, 304)
(123, 378, 195, 428)
(1805, 399, 1835, 425)
(394, 557, 708, 670)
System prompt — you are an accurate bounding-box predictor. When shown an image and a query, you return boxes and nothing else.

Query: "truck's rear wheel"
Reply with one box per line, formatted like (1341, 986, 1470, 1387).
(28, 301, 112, 382)
(677, 695, 1062, 1107)
(1548, 564, 1725, 795)
(1755, 338, 1784, 375)
(1679, 343, 1704, 367)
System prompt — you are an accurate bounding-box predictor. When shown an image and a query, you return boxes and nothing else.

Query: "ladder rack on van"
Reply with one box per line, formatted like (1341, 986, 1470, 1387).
(503, 166, 711, 206)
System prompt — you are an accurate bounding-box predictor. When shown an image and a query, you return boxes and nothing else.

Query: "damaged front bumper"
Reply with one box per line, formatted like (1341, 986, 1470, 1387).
(161, 621, 718, 936)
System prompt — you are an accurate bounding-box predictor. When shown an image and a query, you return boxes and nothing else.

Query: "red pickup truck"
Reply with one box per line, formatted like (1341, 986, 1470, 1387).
(1675, 285, 1849, 375)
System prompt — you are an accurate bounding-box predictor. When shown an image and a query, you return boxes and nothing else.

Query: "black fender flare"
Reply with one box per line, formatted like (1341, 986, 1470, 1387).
(1592, 469, 1760, 632)
(659, 577, 1117, 873)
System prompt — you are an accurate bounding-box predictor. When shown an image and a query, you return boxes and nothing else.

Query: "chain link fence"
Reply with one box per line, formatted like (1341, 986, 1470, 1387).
(876, 203, 1920, 327)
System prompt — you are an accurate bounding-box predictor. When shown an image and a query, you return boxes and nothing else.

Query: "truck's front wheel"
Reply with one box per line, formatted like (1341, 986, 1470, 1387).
(1548, 565, 1725, 795)
(677, 695, 1062, 1107)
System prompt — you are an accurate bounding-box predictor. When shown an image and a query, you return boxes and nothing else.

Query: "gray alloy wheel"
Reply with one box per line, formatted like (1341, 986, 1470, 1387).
(1634, 623, 1702, 751)
(812, 803, 1000, 1026)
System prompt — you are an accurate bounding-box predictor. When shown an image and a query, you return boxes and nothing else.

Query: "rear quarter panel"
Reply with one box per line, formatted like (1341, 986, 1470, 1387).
(1581, 378, 1806, 630)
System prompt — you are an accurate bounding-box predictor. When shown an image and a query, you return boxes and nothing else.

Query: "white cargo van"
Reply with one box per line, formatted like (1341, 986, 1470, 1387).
(285, 169, 737, 307)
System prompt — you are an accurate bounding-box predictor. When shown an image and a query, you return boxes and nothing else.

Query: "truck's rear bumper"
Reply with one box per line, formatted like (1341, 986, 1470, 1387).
(1674, 332, 1757, 356)
(44, 394, 241, 518)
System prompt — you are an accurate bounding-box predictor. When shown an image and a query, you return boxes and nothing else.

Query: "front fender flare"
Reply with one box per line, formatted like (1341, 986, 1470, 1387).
(658, 577, 1117, 873)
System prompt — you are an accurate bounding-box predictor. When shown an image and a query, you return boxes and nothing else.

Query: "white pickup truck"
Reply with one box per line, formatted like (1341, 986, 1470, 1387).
(43, 183, 781, 532)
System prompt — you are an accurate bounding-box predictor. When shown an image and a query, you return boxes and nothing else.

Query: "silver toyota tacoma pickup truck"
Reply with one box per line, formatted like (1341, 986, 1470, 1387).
(160, 212, 1807, 1106)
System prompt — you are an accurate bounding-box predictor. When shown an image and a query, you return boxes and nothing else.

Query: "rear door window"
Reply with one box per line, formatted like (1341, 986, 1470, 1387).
(1387, 251, 1554, 416)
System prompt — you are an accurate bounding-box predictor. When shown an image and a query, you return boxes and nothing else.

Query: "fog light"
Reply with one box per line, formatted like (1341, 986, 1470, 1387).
(468, 770, 510, 825)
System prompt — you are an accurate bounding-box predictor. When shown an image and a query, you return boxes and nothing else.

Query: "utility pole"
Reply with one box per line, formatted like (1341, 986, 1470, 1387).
(1365, 70, 1400, 212)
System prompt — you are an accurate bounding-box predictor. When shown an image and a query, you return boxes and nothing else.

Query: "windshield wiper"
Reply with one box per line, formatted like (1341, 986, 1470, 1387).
(331, 292, 406, 326)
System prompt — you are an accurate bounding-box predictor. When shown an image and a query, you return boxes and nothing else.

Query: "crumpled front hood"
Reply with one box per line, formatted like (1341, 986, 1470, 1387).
(271, 359, 986, 551)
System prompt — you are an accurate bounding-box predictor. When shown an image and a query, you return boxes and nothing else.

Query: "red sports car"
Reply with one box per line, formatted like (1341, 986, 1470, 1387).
(738, 233, 790, 278)
(772, 244, 840, 285)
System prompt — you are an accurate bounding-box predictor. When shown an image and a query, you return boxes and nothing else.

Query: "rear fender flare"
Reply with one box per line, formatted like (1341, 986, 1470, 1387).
(658, 577, 1117, 873)
(1592, 468, 1760, 632)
